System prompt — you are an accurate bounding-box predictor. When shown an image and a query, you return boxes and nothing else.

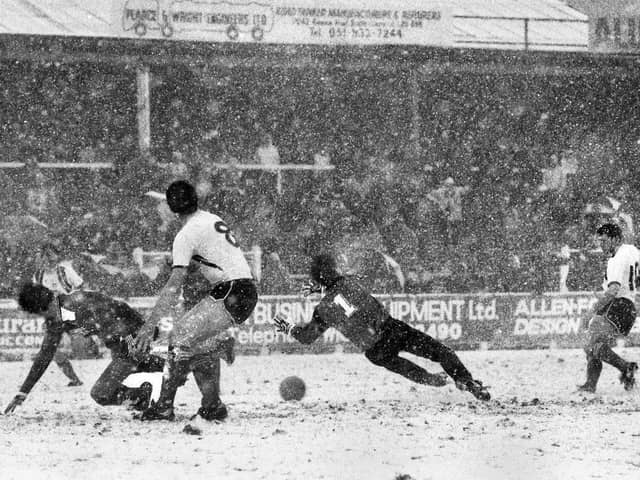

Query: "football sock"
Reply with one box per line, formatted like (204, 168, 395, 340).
(377, 356, 441, 385)
(156, 358, 190, 409)
(56, 357, 82, 384)
(596, 345, 628, 372)
(438, 351, 473, 383)
(406, 332, 473, 383)
(585, 357, 603, 388)
(192, 356, 222, 409)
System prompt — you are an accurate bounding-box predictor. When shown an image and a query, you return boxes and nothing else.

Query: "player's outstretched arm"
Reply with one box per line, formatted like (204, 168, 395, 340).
(273, 311, 327, 345)
(5, 330, 61, 414)
(134, 267, 186, 354)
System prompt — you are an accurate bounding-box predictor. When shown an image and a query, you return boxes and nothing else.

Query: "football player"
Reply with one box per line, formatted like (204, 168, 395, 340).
(578, 223, 639, 393)
(273, 253, 491, 401)
(133, 180, 258, 421)
(4, 283, 172, 414)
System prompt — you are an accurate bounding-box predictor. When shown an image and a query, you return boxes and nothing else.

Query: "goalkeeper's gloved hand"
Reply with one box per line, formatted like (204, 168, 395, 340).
(273, 313, 294, 335)
(4, 392, 27, 414)
(300, 280, 322, 297)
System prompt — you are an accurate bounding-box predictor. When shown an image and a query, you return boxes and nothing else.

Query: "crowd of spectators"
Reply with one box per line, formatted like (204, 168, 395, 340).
(1, 59, 639, 298)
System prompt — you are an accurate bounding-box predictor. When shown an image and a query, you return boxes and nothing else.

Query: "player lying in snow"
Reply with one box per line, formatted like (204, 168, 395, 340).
(4, 283, 234, 417)
(273, 253, 491, 401)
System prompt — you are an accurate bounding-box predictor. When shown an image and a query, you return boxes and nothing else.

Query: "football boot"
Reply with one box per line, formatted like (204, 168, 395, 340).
(192, 402, 228, 422)
(456, 379, 491, 401)
(620, 362, 638, 391)
(136, 401, 175, 421)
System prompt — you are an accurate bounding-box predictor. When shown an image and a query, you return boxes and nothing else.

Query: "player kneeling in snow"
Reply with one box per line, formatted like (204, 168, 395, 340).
(273, 253, 490, 401)
(6, 284, 168, 414)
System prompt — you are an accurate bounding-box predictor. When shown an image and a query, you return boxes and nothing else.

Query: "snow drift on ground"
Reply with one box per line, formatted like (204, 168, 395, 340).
(1, 348, 640, 480)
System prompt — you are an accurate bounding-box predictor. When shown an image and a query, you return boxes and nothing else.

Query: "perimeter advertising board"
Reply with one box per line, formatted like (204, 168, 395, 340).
(112, 0, 452, 46)
(3, 293, 640, 356)
(568, 0, 640, 52)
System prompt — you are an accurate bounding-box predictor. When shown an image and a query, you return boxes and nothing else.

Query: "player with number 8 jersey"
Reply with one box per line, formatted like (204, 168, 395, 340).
(172, 213, 250, 285)
(134, 180, 258, 421)
(273, 253, 491, 401)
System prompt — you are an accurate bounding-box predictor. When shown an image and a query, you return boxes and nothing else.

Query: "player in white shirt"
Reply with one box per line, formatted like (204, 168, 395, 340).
(578, 223, 639, 393)
(32, 243, 86, 387)
(134, 180, 257, 421)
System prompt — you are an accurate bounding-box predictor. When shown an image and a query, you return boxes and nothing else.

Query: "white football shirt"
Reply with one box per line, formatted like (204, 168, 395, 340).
(172, 210, 252, 286)
(602, 243, 640, 302)
(34, 260, 84, 295)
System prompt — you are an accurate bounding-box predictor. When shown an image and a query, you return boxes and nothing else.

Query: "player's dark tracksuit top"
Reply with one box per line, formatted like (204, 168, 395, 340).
(291, 276, 389, 351)
(19, 291, 144, 394)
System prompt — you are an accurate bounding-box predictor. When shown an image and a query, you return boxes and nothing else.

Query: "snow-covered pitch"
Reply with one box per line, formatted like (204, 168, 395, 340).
(1, 348, 639, 480)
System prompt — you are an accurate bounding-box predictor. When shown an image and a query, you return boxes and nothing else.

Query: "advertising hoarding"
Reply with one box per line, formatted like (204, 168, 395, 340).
(113, 0, 452, 46)
(4, 292, 638, 356)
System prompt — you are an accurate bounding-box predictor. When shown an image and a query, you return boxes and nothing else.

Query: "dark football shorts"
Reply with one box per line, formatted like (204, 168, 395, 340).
(596, 297, 636, 336)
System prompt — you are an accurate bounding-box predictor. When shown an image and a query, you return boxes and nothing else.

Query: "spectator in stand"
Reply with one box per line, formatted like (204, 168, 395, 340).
(427, 177, 470, 246)
(313, 144, 332, 167)
(167, 152, 192, 180)
(254, 132, 280, 165)
(539, 149, 577, 192)
(252, 132, 280, 192)
(23, 158, 60, 224)
(378, 199, 420, 280)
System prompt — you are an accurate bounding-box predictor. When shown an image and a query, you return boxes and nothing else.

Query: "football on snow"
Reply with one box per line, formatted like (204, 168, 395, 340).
(279, 375, 306, 401)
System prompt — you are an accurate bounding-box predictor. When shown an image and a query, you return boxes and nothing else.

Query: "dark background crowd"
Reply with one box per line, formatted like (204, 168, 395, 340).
(1, 59, 638, 298)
